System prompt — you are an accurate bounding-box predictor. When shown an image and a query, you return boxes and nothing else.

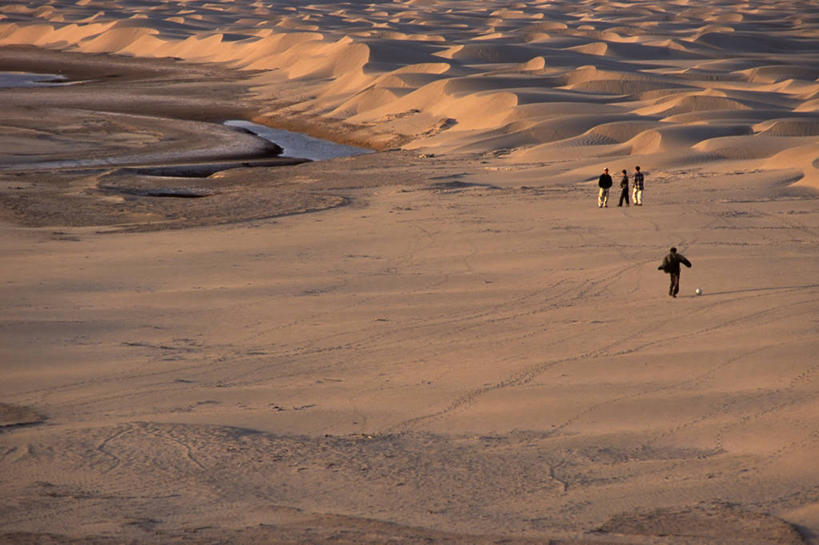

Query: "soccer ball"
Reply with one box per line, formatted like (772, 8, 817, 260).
(695, 288, 703, 296)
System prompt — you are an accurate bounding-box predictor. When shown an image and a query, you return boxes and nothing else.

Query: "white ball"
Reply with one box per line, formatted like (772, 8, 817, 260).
(695, 288, 703, 296)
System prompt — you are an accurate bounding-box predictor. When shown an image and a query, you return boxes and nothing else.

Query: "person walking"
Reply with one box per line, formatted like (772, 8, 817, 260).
(632, 165, 644, 206)
(617, 169, 629, 207)
(658, 247, 692, 297)
(598, 167, 612, 208)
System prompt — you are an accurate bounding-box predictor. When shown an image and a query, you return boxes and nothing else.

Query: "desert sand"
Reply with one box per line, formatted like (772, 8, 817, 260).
(1, 0, 818, 544)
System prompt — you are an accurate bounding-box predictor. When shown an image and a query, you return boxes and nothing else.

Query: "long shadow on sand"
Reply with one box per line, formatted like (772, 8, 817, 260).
(695, 283, 819, 297)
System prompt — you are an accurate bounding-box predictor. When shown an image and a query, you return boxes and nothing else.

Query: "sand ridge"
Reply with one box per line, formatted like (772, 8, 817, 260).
(1, 0, 817, 188)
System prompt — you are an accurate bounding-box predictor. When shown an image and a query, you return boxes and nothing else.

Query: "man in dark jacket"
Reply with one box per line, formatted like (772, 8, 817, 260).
(598, 168, 612, 208)
(658, 247, 692, 297)
(618, 169, 629, 207)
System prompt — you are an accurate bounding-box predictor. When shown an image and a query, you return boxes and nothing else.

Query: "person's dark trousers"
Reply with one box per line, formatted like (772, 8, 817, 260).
(669, 273, 680, 297)
(618, 188, 629, 206)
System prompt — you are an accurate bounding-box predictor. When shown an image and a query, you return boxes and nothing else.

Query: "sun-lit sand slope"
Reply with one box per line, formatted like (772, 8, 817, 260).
(1, 0, 818, 187)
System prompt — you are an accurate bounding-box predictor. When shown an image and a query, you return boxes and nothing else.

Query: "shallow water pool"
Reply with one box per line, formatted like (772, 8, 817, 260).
(0, 71, 69, 87)
(225, 120, 372, 161)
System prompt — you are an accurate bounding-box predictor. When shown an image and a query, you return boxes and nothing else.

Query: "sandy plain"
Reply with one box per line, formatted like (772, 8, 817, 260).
(0, 0, 818, 544)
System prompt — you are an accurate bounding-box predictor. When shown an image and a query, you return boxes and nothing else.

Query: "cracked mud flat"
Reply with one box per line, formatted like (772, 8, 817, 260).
(1, 0, 819, 544)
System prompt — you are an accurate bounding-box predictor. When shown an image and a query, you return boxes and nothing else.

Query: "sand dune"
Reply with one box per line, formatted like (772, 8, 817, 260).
(0, 0, 815, 188)
(1, 0, 818, 544)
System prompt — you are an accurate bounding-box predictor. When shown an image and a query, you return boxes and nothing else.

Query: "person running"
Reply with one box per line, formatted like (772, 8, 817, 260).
(658, 247, 692, 297)
(632, 165, 644, 206)
(598, 167, 612, 208)
(618, 169, 629, 207)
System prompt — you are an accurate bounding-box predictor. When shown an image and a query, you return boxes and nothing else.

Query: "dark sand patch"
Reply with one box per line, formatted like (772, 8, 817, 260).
(0, 403, 44, 429)
(598, 504, 807, 544)
(0, 149, 443, 231)
(1, 422, 810, 545)
(0, 47, 433, 232)
(0, 46, 259, 121)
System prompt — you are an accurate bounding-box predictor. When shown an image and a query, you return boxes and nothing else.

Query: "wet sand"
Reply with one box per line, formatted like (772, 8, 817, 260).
(0, 47, 321, 231)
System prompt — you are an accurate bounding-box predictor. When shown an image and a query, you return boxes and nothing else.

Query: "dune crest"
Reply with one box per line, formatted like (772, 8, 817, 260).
(0, 0, 816, 188)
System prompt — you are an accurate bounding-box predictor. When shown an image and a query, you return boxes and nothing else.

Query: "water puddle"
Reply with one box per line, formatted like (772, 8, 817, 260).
(225, 120, 372, 161)
(0, 71, 71, 87)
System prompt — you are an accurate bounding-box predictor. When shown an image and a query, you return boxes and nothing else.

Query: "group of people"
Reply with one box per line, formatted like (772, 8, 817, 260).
(594, 166, 694, 297)
(597, 166, 644, 208)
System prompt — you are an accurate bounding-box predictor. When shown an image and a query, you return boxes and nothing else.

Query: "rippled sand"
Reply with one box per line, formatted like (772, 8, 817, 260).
(1, 1, 818, 544)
